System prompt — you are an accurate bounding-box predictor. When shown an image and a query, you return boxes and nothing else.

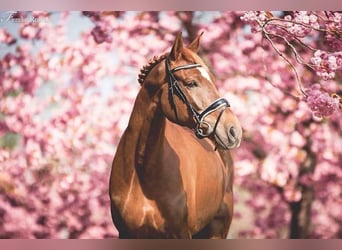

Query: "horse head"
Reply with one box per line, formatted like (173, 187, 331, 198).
(142, 32, 242, 150)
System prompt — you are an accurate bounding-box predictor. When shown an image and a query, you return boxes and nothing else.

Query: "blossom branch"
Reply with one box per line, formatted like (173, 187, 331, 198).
(241, 11, 342, 117)
(260, 25, 307, 97)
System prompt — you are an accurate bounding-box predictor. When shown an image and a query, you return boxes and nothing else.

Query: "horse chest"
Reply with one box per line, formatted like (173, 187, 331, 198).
(164, 124, 228, 231)
(188, 158, 227, 226)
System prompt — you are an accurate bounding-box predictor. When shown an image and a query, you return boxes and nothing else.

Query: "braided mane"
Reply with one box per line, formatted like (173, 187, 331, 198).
(138, 53, 168, 85)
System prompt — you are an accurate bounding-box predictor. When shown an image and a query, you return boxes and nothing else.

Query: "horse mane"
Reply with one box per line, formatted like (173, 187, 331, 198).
(137, 48, 202, 85)
(137, 53, 168, 85)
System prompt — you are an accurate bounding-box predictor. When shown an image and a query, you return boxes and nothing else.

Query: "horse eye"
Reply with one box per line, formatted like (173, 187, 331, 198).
(186, 81, 198, 88)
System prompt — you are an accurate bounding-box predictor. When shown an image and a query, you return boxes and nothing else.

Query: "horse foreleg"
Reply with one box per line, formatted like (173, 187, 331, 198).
(193, 192, 234, 239)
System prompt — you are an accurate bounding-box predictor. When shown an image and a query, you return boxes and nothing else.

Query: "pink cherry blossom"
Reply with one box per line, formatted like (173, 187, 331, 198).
(90, 25, 112, 44)
(311, 51, 342, 80)
(0, 11, 341, 240)
(304, 84, 340, 117)
(0, 28, 16, 45)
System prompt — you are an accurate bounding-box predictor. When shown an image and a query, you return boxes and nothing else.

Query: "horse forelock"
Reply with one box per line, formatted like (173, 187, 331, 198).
(182, 48, 198, 61)
(182, 48, 208, 70)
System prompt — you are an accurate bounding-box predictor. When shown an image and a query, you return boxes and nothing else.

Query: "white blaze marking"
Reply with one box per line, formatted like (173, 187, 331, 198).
(197, 67, 212, 83)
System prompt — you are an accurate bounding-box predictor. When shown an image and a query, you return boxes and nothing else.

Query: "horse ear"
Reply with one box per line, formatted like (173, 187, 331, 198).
(169, 32, 184, 61)
(188, 31, 204, 53)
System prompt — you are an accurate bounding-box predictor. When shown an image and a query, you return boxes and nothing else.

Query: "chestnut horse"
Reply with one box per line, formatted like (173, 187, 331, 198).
(109, 33, 242, 239)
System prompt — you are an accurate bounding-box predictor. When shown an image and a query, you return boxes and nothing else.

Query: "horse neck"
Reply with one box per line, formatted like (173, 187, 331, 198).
(125, 85, 166, 170)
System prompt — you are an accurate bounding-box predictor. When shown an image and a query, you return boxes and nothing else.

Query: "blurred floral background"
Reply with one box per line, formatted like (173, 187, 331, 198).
(0, 11, 341, 238)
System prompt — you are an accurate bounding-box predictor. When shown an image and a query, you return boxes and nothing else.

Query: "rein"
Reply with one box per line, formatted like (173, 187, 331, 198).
(165, 58, 230, 140)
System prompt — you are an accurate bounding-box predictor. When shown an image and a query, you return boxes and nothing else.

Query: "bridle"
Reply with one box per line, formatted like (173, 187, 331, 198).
(165, 58, 230, 140)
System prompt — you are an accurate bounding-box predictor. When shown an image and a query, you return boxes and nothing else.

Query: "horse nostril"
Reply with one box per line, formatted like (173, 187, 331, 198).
(229, 126, 236, 139)
(226, 125, 242, 148)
